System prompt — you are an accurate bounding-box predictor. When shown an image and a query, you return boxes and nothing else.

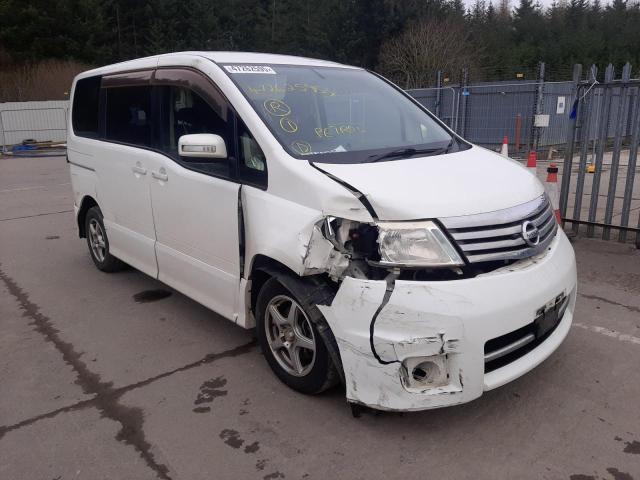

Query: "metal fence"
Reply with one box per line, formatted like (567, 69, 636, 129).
(0, 100, 69, 152)
(560, 64, 640, 247)
(407, 66, 638, 159)
(409, 81, 576, 157)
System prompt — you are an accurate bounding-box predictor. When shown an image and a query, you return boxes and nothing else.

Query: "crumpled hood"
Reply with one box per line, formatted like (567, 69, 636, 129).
(312, 146, 545, 220)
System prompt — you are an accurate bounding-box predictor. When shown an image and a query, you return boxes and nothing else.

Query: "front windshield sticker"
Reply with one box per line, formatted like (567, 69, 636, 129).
(224, 65, 276, 74)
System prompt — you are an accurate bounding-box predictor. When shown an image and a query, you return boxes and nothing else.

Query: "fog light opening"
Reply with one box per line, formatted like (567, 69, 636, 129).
(411, 361, 441, 385)
(412, 366, 428, 382)
(402, 355, 459, 393)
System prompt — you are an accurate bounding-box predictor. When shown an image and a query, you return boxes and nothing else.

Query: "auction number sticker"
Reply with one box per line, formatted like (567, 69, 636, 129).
(224, 65, 276, 74)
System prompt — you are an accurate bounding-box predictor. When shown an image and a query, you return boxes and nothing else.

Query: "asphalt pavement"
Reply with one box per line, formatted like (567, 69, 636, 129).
(1, 155, 639, 480)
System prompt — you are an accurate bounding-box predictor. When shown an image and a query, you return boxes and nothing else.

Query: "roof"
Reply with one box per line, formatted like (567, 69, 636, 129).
(188, 51, 357, 69)
(77, 51, 359, 79)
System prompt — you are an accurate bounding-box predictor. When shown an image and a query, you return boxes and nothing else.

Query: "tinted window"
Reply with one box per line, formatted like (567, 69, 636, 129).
(72, 76, 101, 138)
(237, 118, 267, 188)
(158, 85, 232, 178)
(105, 86, 152, 147)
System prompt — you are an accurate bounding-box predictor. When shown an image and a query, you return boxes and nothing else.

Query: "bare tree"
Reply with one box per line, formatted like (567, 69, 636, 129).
(0, 60, 90, 102)
(498, 0, 512, 17)
(377, 20, 479, 89)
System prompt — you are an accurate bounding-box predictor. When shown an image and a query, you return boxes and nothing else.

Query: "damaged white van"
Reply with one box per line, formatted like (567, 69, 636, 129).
(68, 52, 577, 411)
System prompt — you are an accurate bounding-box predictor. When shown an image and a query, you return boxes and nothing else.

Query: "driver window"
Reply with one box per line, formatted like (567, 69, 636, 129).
(158, 85, 232, 178)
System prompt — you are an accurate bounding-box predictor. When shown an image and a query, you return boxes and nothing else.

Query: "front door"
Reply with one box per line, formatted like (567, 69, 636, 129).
(149, 71, 241, 320)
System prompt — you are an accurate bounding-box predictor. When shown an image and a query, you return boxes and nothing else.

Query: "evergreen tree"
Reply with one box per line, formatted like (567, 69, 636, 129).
(0, 0, 639, 83)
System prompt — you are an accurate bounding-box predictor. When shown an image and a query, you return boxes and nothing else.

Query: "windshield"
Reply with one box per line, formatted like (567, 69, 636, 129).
(222, 64, 462, 164)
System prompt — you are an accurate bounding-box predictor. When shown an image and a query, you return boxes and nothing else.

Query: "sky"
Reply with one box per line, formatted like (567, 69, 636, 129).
(460, 0, 580, 8)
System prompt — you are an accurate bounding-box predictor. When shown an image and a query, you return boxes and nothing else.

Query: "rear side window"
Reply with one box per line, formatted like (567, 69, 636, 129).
(72, 76, 101, 138)
(105, 86, 152, 147)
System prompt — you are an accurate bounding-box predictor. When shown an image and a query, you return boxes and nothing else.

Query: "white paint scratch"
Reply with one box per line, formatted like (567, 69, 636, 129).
(572, 322, 640, 346)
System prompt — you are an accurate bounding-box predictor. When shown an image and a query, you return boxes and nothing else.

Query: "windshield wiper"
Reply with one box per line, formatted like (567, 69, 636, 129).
(368, 139, 455, 163)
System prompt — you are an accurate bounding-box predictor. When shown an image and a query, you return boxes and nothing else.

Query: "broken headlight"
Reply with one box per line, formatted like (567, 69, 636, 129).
(377, 221, 464, 267)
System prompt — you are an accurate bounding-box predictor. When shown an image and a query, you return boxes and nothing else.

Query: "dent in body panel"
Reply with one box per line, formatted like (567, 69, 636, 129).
(301, 224, 349, 280)
(241, 183, 369, 278)
(317, 277, 468, 410)
(374, 283, 466, 362)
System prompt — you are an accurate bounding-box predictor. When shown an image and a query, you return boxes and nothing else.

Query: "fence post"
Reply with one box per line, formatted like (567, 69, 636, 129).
(603, 63, 632, 240)
(559, 64, 583, 219)
(572, 65, 598, 235)
(0, 111, 6, 154)
(435, 70, 443, 119)
(530, 61, 545, 151)
(459, 67, 469, 137)
(587, 64, 615, 238)
(619, 66, 640, 243)
(515, 114, 522, 153)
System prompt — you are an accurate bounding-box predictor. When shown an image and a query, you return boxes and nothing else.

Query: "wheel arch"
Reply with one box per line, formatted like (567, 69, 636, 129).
(248, 254, 300, 316)
(77, 195, 99, 238)
(248, 254, 344, 384)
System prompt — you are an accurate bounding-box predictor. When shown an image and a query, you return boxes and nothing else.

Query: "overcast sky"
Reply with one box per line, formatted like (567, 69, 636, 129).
(460, 0, 587, 8)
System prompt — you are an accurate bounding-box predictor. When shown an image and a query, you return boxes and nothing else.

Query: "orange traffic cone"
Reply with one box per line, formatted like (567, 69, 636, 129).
(526, 151, 537, 176)
(546, 164, 562, 224)
(500, 136, 509, 157)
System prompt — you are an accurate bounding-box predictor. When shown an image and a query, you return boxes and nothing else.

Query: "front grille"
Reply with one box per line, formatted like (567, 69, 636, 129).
(440, 195, 558, 264)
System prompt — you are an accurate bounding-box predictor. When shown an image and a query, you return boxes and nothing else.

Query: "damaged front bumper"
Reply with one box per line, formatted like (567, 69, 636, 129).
(318, 231, 577, 411)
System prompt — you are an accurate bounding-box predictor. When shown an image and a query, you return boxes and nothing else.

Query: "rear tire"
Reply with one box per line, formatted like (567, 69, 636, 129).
(256, 277, 339, 394)
(85, 206, 126, 272)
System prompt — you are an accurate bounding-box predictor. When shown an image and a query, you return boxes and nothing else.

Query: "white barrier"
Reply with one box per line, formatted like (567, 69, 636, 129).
(0, 100, 69, 151)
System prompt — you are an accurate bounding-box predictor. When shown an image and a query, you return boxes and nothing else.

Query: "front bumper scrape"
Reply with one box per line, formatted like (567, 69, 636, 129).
(318, 277, 470, 411)
(318, 232, 577, 411)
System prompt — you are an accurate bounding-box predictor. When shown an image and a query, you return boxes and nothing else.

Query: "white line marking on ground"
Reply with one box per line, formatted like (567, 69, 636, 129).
(0, 183, 71, 194)
(573, 322, 640, 346)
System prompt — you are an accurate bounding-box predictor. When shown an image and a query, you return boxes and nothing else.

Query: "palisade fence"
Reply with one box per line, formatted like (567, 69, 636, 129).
(560, 64, 640, 246)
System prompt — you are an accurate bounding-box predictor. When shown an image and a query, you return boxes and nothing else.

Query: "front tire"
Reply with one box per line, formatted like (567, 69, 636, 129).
(85, 206, 126, 272)
(256, 277, 339, 394)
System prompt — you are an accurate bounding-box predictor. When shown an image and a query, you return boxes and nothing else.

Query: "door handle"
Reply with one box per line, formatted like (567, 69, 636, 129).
(152, 168, 168, 182)
(132, 164, 147, 175)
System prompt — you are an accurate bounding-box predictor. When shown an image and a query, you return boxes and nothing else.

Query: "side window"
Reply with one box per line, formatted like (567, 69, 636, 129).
(104, 86, 152, 147)
(72, 76, 101, 138)
(158, 85, 232, 178)
(237, 118, 267, 188)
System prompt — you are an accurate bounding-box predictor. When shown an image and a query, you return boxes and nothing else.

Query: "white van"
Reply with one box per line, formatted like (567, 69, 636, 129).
(68, 52, 577, 411)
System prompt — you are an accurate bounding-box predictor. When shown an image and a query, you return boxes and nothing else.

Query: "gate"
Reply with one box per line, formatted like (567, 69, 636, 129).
(560, 64, 640, 247)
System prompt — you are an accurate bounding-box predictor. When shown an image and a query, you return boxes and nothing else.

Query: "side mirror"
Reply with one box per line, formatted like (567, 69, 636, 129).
(178, 134, 227, 159)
